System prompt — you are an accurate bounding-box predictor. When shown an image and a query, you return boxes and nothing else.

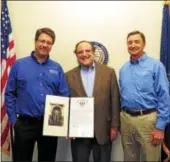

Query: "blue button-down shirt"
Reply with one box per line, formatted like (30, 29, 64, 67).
(5, 52, 69, 123)
(119, 53, 170, 130)
(80, 63, 95, 97)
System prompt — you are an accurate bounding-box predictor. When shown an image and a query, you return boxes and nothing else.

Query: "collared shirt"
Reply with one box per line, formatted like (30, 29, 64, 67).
(80, 63, 95, 97)
(5, 51, 69, 123)
(119, 53, 170, 130)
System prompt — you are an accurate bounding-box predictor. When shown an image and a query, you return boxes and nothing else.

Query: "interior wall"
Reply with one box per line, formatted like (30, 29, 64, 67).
(2, 1, 163, 161)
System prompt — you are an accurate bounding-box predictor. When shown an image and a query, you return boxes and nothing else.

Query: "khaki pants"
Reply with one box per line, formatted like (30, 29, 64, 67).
(120, 111, 161, 162)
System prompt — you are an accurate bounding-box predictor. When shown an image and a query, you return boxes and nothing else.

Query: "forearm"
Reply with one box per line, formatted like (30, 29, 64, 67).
(154, 63, 170, 130)
(5, 89, 17, 123)
(156, 102, 170, 130)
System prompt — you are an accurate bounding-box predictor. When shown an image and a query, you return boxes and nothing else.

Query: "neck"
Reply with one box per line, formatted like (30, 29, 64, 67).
(82, 62, 94, 69)
(131, 52, 144, 61)
(34, 52, 48, 63)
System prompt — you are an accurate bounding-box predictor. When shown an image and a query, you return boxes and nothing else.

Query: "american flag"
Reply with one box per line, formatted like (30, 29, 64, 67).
(1, 0, 16, 155)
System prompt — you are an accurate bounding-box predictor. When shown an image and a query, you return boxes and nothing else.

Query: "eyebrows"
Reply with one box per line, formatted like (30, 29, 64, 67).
(127, 39, 141, 44)
(77, 49, 92, 54)
(37, 39, 53, 46)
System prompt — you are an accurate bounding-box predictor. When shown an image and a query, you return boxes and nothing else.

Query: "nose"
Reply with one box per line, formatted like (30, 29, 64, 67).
(42, 42, 48, 47)
(82, 51, 86, 55)
(81, 51, 87, 56)
(131, 42, 136, 47)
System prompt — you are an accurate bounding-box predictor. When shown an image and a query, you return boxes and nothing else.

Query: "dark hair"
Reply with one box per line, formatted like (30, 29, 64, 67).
(35, 27, 55, 44)
(127, 30, 146, 43)
(53, 106, 61, 112)
(74, 40, 96, 54)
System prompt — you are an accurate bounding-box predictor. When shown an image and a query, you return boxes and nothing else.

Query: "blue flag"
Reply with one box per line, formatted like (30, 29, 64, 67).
(160, 3, 170, 84)
(160, 4, 170, 162)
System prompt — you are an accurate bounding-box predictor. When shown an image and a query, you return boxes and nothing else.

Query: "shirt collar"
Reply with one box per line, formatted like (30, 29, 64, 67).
(80, 62, 95, 71)
(31, 51, 49, 64)
(130, 52, 147, 65)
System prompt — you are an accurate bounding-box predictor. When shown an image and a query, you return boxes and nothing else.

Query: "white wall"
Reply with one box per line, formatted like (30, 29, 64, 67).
(2, 1, 163, 161)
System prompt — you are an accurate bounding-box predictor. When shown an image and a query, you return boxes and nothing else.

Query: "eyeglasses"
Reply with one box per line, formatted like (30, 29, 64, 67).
(38, 39, 53, 46)
(77, 49, 92, 55)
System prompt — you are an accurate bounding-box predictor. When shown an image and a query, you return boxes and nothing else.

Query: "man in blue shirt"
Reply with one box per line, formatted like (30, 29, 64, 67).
(5, 27, 69, 162)
(119, 30, 170, 161)
(66, 40, 120, 162)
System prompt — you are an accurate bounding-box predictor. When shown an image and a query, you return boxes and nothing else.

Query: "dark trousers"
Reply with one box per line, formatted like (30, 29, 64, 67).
(13, 115, 58, 162)
(161, 123, 170, 162)
(71, 138, 112, 162)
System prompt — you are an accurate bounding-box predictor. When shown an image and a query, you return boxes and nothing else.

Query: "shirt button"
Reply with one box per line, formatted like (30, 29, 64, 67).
(41, 94, 44, 96)
(40, 73, 42, 76)
(40, 83, 43, 86)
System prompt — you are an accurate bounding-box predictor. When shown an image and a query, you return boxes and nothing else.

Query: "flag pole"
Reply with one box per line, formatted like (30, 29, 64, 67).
(10, 124, 14, 161)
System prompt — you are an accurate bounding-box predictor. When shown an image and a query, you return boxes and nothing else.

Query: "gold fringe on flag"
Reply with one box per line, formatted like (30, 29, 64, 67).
(163, 0, 169, 5)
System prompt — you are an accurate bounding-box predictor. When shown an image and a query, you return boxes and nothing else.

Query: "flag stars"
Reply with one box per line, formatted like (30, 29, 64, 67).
(1, 1, 13, 60)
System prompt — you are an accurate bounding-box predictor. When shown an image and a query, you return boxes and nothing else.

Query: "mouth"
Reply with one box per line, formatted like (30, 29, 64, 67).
(130, 48, 138, 52)
(40, 48, 48, 53)
(82, 55, 91, 59)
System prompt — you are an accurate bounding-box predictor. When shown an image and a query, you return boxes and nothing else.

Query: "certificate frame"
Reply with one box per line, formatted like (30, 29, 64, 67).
(43, 95, 94, 138)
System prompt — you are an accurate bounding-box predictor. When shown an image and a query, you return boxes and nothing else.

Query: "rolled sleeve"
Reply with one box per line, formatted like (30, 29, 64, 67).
(5, 62, 18, 124)
(155, 63, 170, 130)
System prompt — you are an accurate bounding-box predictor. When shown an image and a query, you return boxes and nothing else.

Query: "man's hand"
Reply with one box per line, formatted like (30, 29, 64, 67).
(110, 128, 118, 141)
(150, 127, 164, 146)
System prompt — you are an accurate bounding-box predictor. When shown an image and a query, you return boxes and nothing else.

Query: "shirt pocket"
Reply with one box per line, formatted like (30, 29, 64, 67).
(44, 68, 60, 88)
(136, 71, 153, 92)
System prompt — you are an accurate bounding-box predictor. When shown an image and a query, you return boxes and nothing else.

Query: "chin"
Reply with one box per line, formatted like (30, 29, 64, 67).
(130, 53, 139, 56)
(40, 53, 48, 57)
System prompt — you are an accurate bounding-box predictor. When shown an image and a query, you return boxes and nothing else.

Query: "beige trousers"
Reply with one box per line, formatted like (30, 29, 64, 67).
(120, 111, 161, 161)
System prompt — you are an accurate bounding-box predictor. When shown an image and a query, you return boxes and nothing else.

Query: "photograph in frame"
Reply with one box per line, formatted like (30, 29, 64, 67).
(43, 95, 69, 137)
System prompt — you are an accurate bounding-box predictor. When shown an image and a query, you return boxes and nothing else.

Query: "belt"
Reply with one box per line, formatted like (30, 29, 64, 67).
(122, 108, 156, 116)
(18, 115, 43, 121)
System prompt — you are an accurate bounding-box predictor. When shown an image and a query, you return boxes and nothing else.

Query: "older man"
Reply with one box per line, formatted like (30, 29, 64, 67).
(65, 40, 120, 162)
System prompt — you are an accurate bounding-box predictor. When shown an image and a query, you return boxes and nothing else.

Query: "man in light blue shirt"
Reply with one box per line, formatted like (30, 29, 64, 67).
(119, 30, 170, 162)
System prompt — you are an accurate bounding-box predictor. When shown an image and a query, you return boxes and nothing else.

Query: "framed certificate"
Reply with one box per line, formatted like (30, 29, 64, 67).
(69, 97, 94, 138)
(43, 95, 94, 138)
